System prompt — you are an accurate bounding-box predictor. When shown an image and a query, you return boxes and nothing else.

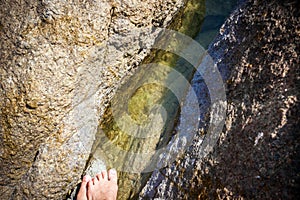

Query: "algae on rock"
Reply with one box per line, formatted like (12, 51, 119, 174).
(86, 0, 206, 199)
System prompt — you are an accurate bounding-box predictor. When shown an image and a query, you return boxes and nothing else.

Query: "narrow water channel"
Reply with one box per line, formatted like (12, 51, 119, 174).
(87, 0, 237, 199)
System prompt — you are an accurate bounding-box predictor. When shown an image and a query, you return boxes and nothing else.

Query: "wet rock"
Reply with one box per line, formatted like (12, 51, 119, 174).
(140, 0, 299, 199)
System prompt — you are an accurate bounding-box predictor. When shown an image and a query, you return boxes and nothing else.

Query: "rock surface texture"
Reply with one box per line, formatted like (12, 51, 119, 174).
(0, 0, 185, 199)
(140, 0, 299, 199)
(1, 0, 299, 199)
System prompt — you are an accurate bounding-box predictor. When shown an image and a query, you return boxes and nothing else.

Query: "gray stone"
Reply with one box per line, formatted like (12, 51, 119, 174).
(140, 0, 300, 199)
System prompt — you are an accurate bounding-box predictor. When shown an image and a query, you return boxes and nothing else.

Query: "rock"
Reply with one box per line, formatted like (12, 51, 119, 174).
(0, 0, 185, 199)
(140, 0, 300, 199)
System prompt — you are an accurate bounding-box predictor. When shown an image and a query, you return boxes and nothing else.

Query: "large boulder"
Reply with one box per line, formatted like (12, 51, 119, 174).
(0, 0, 185, 199)
(140, 0, 299, 199)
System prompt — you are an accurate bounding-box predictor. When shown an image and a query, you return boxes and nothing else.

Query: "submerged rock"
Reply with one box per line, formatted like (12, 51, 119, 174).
(140, 0, 299, 199)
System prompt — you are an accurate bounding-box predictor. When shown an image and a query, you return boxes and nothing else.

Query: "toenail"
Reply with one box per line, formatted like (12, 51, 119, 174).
(110, 168, 117, 175)
(83, 175, 91, 182)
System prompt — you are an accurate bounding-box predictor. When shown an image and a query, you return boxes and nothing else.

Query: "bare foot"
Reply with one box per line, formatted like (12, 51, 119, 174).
(77, 169, 118, 200)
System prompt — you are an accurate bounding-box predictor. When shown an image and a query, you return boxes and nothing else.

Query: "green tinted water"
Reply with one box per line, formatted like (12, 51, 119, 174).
(90, 0, 237, 199)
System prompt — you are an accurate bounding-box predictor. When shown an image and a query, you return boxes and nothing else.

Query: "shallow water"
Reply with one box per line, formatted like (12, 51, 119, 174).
(89, 0, 237, 199)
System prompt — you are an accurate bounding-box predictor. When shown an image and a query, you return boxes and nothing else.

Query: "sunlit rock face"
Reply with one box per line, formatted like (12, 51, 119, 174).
(1, 0, 299, 199)
(0, 0, 185, 199)
(140, 0, 299, 199)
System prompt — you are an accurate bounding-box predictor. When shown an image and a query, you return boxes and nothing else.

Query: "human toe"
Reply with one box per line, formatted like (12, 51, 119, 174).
(76, 175, 91, 200)
(101, 170, 108, 180)
(108, 168, 118, 183)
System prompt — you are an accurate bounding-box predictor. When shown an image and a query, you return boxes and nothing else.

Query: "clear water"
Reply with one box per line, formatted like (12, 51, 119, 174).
(89, 0, 238, 199)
